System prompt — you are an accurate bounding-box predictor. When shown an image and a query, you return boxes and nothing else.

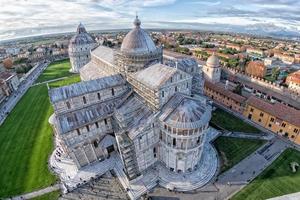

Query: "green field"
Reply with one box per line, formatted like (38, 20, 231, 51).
(0, 85, 57, 197)
(0, 59, 80, 198)
(214, 136, 265, 173)
(211, 108, 260, 133)
(30, 190, 60, 200)
(36, 59, 74, 83)
(48, 75, 80, 88)
(232, 148, 300, 200)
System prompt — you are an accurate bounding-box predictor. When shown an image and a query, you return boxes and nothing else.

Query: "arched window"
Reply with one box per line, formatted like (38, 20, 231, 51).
(83, 96, 87, 104)
(93, 140, 98, 148)
(66, 101, 71, 109)
(111, 88, 115, 96)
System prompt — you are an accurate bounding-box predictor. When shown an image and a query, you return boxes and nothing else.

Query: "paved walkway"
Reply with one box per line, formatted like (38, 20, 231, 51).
(223, 131, 274, 140)
(268, 191, 300, 200)
(32, 76, 69, 87)
(9, 184, 61, 200)
(149, 138, 289, 200)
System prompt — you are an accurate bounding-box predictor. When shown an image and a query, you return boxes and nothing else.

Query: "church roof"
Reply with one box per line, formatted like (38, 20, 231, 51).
(57, 94, 127, 134)
(120, 16, 157, 54)
(49, 74, 126, 103)
(206, 53, 219, 67)
(159, 93, 211, 129)
(91, 45, 115, 65)
(133, 63, 177, 89)
(114, 94, 154, 140)
(168, 98, 206, 123)
(69, 23, 95, 46)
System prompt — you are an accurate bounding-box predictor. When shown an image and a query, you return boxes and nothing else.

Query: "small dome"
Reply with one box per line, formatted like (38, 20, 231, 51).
(206, 53, 219, 68)
(120, 16, 157, 54)
(69, 23, 95, 46)
(169, 98, 206, 123)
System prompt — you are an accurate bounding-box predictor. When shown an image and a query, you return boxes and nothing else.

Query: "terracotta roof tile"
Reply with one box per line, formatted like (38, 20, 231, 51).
(204, 81, 246, 103)
(247, 96, 300, 127)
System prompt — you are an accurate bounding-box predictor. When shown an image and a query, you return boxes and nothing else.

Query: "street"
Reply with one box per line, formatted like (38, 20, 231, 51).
(0, 61, 50, 125)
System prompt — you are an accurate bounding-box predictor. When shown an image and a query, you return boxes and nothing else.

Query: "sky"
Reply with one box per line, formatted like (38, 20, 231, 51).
(1, 0, 300, 40)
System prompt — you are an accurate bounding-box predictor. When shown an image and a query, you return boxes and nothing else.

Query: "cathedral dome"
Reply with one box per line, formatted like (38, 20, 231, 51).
(206, 53, 219, 68)
(121, 16, 157, 54)
(69, 23, 95, 46)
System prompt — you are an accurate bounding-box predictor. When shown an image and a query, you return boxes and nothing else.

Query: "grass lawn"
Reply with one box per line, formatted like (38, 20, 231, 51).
(30, 190, 60, 200)
(232, 148, 300, 200)
(214, 136, 265, 173)
(0, 85, 57, 198)
(211, 108, 260, 133)
(0, 61, 81, 198)
(36, 59, 73, 83)
(48, 75, 80, 88)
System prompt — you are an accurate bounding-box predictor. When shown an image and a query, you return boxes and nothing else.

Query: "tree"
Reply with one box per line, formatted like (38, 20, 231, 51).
(271, 67, 280, 80)
(233, 83, 243, 95)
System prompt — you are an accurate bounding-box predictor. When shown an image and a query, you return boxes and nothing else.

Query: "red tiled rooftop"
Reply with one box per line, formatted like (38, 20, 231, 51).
(247, 96, 300, 127)
(204, 81, 246, 103)
(0, 72, 14, 80)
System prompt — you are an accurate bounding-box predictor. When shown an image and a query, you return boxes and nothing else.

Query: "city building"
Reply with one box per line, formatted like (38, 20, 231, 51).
(246, 47, 265, 57)
(203, 53, 221, 83)
(0, 81, 10, 103)
(49, 16, 219, 200)
(68, 23, 97, 73)
(286, 70, 300, 94)
(245, 61, 266, 78)
(244, 96, 300, 143)
(204, 81, 246, 113)
(0, 72, 20, 93)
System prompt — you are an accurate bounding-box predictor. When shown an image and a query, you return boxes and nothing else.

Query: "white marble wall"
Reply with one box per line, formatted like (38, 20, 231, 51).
(69, 43, 95, 73)
(53, 85, 128, 114)
(158, 122, 209, 173)
(159, 72, 192, 107)
(203, 65, 221, 83)
(134, 123, 159, 172)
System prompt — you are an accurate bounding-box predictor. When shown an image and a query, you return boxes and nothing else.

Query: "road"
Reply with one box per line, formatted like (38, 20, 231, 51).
(0, 61, 50, 125)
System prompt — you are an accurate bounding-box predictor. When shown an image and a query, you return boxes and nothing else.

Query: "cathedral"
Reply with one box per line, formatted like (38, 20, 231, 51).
(49, 16, 219, 200)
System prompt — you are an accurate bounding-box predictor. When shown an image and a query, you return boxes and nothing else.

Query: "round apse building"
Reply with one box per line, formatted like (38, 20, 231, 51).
(158, 96, 212, 173)
(68, 23, 97, 73)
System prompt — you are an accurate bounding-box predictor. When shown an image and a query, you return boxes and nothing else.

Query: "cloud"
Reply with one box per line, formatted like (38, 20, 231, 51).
(1, 0, 300, 40)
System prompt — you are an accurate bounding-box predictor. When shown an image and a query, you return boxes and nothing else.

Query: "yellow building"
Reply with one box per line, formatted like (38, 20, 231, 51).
(244, 96, 300, 144)
(204, 81, 246, 113)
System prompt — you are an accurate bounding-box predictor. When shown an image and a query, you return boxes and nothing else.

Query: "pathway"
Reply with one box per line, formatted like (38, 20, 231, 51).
(149, 138, 289, 200)
(9, 184, 61, 200)
(32, 76, 70, 87)
(223, 131, 274, 140)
